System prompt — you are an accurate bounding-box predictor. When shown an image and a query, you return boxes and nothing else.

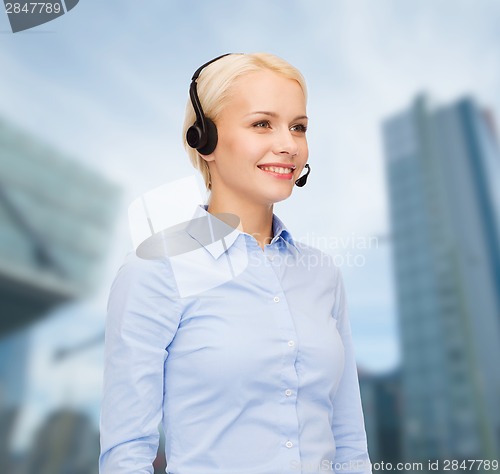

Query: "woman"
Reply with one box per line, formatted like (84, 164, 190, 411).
(99, 53, 371, 474)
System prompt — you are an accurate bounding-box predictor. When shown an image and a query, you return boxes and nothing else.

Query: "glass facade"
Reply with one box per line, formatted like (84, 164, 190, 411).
(0, 117, 122, 335)
(383, 96, 500, 463)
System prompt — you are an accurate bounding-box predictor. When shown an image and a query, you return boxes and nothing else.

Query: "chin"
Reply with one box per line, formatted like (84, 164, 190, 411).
(262, 188, 294, 205)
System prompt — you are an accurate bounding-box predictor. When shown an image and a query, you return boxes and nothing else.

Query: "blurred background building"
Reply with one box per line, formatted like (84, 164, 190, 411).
(358, 368, 402, 465)
(382, 95, 500, 465)
(26, 409, 100, 474)
(0, 116, 121, 472)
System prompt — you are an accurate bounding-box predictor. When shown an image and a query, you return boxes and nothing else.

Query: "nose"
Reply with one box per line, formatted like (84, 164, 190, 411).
(273, 128, 299, 157)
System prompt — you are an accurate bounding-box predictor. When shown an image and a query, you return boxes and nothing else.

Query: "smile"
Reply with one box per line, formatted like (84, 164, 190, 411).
(257, 165, 295, 179)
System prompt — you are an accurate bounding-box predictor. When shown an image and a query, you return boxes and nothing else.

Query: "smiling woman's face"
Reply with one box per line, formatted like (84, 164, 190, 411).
(205, 69, 308, 207)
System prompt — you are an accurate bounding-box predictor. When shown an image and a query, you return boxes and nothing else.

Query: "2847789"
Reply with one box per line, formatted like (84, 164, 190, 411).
(4, 3, 62, 14)
(441, 459, 499, 471)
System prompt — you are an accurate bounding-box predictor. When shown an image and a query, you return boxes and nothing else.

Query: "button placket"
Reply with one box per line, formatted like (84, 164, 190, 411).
(263, 243, 300, 457)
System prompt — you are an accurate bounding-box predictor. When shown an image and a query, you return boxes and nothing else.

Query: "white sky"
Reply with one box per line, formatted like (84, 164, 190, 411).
(1, 0, 499, 450)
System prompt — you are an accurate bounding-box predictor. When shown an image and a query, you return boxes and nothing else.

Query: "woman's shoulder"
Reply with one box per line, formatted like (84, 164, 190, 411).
(110, 251, 179, 300)
(116, 250, 172, 275)
(105, 252, 182, 347)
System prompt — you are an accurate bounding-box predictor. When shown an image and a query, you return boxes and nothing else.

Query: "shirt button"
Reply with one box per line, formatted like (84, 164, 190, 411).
(288, 340, 295, 347)
(273, 296, 280, 303)
(285, 440, 293, 448)
(285, 389, 293, 397)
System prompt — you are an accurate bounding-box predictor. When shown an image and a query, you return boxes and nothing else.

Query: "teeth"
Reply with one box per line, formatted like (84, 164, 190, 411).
(259, 166, 293, 174)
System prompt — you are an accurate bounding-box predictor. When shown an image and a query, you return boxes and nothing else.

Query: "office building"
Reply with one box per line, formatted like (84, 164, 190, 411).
(358, 369, 402, 464)
(382, 95, 500, 463)
(0, 116, 121, 336)
(0, 115, 121, 468)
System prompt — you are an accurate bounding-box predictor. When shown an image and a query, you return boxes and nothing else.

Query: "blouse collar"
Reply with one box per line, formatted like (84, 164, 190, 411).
(185, 204, 300, 259)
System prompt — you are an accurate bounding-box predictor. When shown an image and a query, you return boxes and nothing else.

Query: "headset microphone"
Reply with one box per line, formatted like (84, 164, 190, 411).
(186, 53, 232, 156)
(295, 164, 311, 187)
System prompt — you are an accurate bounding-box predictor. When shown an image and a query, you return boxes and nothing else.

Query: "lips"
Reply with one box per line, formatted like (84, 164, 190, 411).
(257, 163, 296, 179)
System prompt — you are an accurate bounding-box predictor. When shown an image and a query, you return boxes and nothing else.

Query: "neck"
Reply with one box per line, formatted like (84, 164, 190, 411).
(206, 192, 274, 250)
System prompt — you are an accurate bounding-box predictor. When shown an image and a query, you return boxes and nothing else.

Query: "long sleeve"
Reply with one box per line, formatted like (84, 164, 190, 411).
(331, 267, 372, 474)
(99, 253, 181, 474)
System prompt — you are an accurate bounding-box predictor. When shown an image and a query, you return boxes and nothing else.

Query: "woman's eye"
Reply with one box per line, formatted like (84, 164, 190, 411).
(291, 124, 308, 133)
(253, 120, 271, 129)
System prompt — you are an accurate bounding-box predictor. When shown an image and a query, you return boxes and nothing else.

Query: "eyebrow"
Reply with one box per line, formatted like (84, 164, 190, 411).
(246, 111, 308, 121)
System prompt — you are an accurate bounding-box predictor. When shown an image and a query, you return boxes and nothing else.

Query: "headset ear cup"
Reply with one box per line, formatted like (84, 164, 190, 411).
(197, 118, 218, 155)
(186, 124, 204, 150)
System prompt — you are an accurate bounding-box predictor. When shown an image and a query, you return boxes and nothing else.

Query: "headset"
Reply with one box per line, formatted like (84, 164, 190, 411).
(186, 53, 231, 156)
(186, 53, 311, 187)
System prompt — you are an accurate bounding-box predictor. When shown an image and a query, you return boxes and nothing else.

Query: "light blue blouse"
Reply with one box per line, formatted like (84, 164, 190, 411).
(99, 205, 371, 474)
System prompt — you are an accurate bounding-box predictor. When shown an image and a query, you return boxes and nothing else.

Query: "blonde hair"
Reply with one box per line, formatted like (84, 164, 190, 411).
(182, 53, 307, 190)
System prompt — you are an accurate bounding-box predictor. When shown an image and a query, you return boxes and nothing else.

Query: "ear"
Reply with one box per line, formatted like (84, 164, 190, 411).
(199, 151, 215, 162)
